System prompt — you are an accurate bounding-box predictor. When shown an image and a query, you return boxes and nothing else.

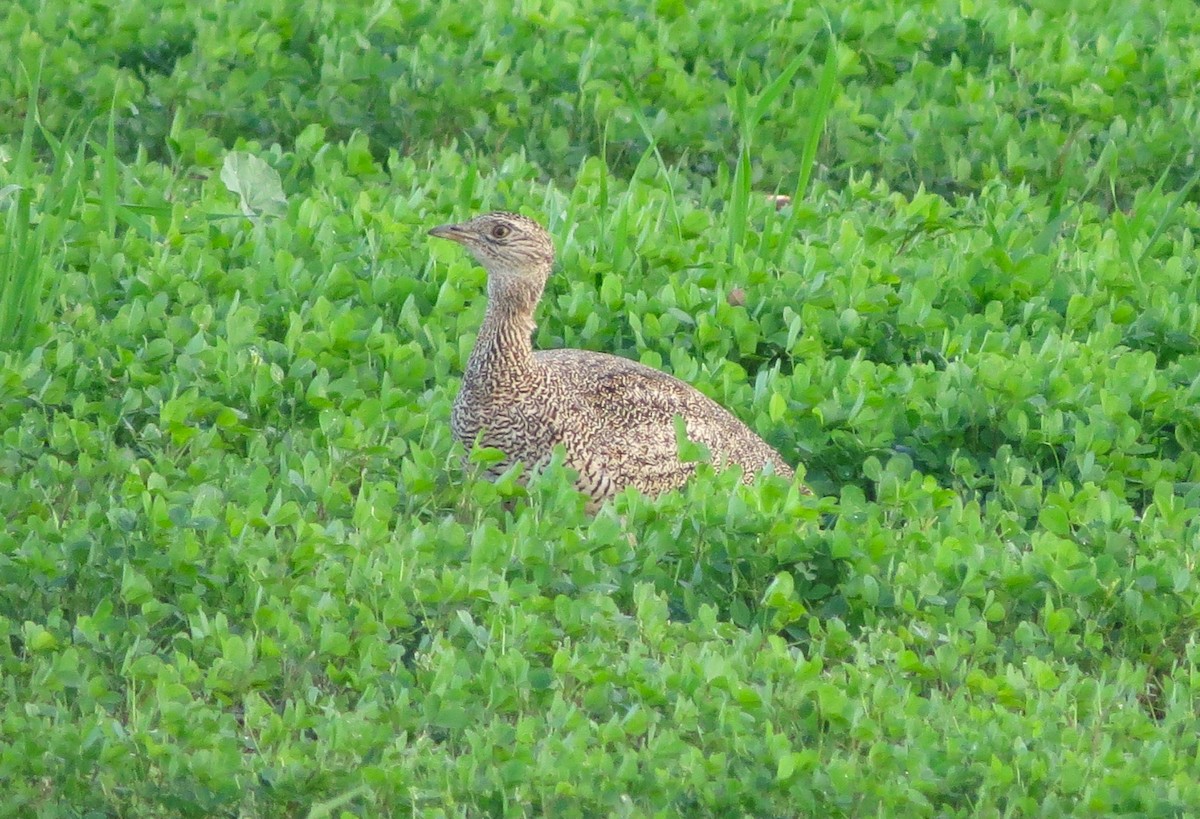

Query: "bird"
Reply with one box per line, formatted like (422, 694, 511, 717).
(428, 210, 805, 510)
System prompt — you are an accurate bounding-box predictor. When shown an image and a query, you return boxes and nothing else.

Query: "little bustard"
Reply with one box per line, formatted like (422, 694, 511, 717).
(428, 211, 804, 508)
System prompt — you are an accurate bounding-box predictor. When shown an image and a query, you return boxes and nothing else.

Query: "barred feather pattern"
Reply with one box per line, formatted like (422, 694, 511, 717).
(431, 211, 804, 509)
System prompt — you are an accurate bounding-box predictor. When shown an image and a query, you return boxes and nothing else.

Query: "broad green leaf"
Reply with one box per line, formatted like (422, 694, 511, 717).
(220, 151, 287, 217)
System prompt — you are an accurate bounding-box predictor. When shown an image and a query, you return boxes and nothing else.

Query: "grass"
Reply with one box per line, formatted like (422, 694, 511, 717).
(0, 63, 88, 353)
(2, 0, 1200, 815)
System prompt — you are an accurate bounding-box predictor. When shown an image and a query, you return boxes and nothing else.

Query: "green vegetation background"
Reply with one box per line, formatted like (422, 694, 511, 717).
(2, 0, 1200, 815)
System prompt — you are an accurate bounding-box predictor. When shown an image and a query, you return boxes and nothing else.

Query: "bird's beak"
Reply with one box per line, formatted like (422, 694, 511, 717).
(428, 222, 469, 244)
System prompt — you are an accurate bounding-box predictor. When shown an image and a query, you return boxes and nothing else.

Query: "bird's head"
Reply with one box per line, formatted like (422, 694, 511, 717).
(428, 211, 555, 286)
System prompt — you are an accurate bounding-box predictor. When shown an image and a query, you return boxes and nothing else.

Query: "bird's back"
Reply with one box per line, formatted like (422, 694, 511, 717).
(454, 346, 793, 504)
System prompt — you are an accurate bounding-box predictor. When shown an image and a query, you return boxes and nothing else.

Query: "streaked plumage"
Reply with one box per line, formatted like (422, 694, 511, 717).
(428, 211, 805, 508)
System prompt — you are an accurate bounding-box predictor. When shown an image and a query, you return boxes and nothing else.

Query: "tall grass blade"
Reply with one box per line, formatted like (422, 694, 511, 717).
(616, 74, 682, 239)
(752, 51, 811, 126)
(727, 140, 752, 266)
(1138, 163, 1200, 269)
(1028, 144, 1107, 258)
(100, 93, 119, 238)
(0, 60, 88, 352)
(726, 50, 813, 266)
(779, 34, 841, 263)
(0, 61, 45, 353)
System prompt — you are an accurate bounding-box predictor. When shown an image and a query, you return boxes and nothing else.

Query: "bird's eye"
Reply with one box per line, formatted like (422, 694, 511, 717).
(491, 224, 510, 239)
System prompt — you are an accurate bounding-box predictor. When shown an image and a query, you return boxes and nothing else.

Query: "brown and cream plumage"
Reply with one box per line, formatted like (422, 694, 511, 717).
(428, 211, 804, 508)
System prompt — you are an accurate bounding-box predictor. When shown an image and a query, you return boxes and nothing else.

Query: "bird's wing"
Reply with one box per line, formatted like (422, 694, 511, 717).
(532, 348, 778, 492)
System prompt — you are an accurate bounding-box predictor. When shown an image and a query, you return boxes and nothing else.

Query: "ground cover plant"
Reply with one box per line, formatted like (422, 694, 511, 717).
(2, 0, 1200, 815)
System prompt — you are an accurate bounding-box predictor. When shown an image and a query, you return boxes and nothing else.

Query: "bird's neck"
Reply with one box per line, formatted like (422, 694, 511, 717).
(465, 277, 544, 384)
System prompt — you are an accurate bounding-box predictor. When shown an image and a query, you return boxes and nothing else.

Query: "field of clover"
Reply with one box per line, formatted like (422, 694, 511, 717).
(2, 0, 1199, 815)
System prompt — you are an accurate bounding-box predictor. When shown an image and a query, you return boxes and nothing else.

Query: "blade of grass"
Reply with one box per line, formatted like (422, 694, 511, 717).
(725, 76, 753, 266)
(726, 49, 814, 265)
(778, 33, 840, 264)
(79, 198, 159, 240)
(100, 96, 118, 237)
(1, 60, 46, 352)
(610, 178, 633, 274)
(1109, 153, 1196, 281)
(1112, 206, 1139, 280)
(21, 126, 87, 348)
(615, 73, 682, 240)
(0, 189, 34, 347)
(598, 116, 610, 217)
(1027, 142, 1108, 258)
(0, 60, 89, 352)
(751, 51, 813, 129)
(1138, 162, 1200, 268)
(727, 139, 752, 266)
(794, 35, 839, 202)
(91, 89, 121, 299)
(455, 159, 476, 211)
(306, 785, 371, 819)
